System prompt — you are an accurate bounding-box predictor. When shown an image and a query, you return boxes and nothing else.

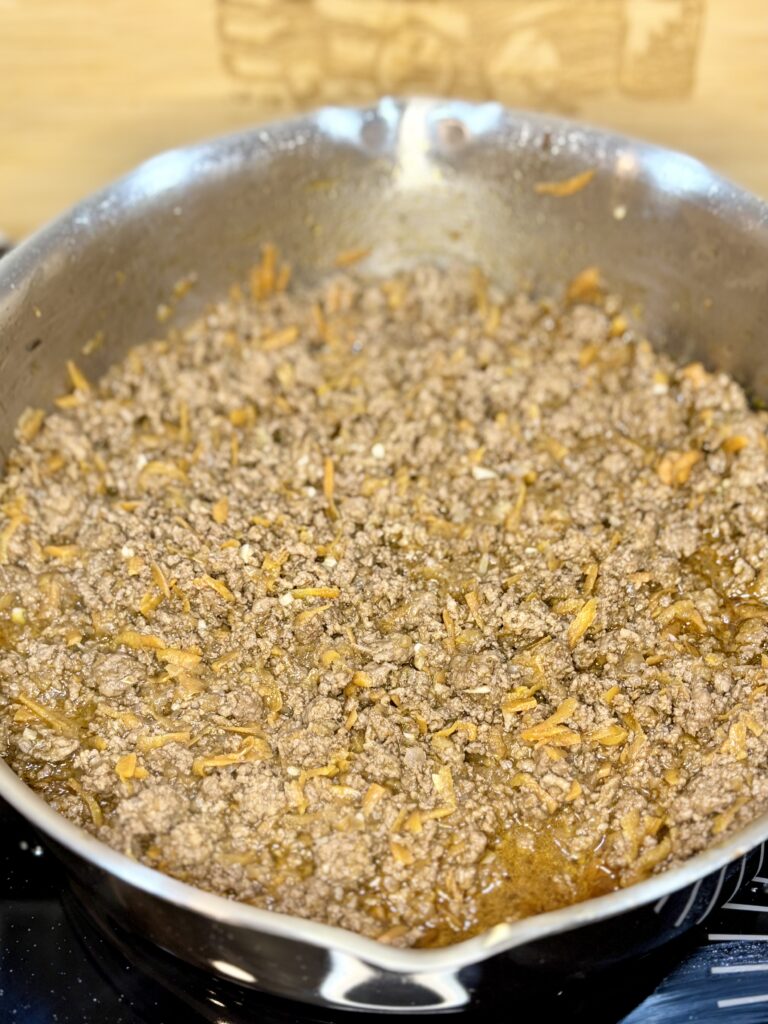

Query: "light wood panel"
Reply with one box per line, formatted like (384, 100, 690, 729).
(1, 0, 766, 239)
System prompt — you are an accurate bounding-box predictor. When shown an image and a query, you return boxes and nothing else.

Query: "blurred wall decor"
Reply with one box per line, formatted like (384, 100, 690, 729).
(1, 0, 766, 239)
(217, 0, 705, 107)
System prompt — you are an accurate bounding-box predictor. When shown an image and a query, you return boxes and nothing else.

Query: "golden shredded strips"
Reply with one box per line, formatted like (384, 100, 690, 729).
(422, 805, 455, 822)
(654, 599, 706, 634)
(404, 810, 423, 834)
(0, 516, 26, 564)
(178, 400, 190, 444)
(211, 651, 238, 673)
(410, 711, 428, 736)
(721, 720, 748, 761)
(680, 361, 709, 387)
(633, 835, 672, 875)
(510, 772, 558, 813)
(471, 267, 488, 315)
(229, 406, 256, 429)
(98, 705, 142, 729)
(54, 394, 82, 410)
(301, 756, 349, 783)
(502, 689, 539, 728)
(543, 436, 568, 461)
(42, 544, 80, 562)
(567, 597, 598, 648)
(12, 706, 37, 724)
(620, 809, 643, 861)
(712, 797, 748, 835)
(464, 590, 484, 627)
(610, 314, 628, 337)
(157, 648, 201, 669)
(583, 562, 599, 596)
(534, 168, 596, 197)
(390, 840, 414, 866)
(139, 592, 162, 618)
(590, 724, 629, 746)
(250, 243, 277, 300)
(66, 359, 91, 393)
(432, 720, 478, 742)
(349, 671, 372, 688)
(126, 555, 144, 576)
(733, 602, 768, 623)
(743, 713, 764, 737)
(484, 304, 501, 335)
(431, 765, 455, 802)
(192, 574, 236, 602)
(543, 745, 565, 761)
(115, 753, 138, 781)
(323, 456, 338, 520)
(275, 261, 291, 292)
(17, 407, 45, 442)
(193, 735, 272, 775)
(150, 561, 171, 599)
(261, 325, 299, 352)
(14, 695, 79, 738)
(362, 782, 386, 817)
(565, 780, 582, 802)
(137, 731, 192, 752)
(294, 603, 331, 627)
(566, 266, 603, 304)
(505, 480, 527, 532)
(722, 435, 749, 455)
(116, 630, 165, 651)
(1, 495, 25, 517)
(442, 608, 456, 648)
(391, 811, 415, 835)
(68, 779, 103, 826)
(291, 586, 340, 600)
(580, 339, 605, 373)
(212, 496, 229, 525)
(139, 460, 188, 483)
(657, 450, 701, 487)
(521, 697, 579, 745)
(335, 246, 370, 268)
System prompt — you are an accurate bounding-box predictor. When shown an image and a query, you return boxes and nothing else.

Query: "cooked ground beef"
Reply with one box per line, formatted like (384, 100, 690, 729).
(1, 255, 767, 947)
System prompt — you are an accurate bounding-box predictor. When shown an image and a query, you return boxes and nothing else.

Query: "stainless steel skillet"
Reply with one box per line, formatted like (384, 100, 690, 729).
(1, 98, 767, 1013)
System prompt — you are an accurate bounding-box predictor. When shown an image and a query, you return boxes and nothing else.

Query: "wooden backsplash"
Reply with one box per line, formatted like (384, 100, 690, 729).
(1, 0, 766, 239)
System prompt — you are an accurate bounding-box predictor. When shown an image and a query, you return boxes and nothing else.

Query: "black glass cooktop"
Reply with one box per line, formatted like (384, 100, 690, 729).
(3, 797, 768, 1024)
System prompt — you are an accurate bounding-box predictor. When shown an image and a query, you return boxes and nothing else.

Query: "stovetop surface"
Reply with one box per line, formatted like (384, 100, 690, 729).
(3, 798, 768, 1024)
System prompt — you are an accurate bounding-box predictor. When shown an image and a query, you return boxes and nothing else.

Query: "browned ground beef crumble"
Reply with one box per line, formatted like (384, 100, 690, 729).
(0, 258, 767, 947)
